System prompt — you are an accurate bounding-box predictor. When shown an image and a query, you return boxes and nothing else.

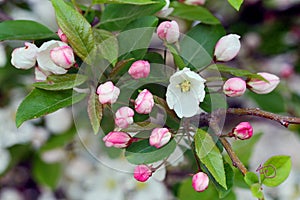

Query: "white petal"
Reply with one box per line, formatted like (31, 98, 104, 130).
(37, 40, 68, 74)
(11, 42, 38, 69)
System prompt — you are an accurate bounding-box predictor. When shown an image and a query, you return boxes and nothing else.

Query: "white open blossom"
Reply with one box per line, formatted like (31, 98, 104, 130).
(166, 68, 206, 118)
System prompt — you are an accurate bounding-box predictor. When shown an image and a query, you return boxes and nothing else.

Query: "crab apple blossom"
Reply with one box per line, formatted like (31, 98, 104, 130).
(57, 28, 68, 43)
(102, 131, 132, 148)
(134, 164, 152, 182)
(247, 72, 280, 94)
(50, 46, 75, 69)
(166, 68, 206, 118)
(192, 172, 209, 192)
(214, 34, 241, 62)
(135, 89, 154, 114)
(232, 122, 253, 140)
(157, 20, 180, 44)
(97, 81, 120, 104)
(149, 128, 172, 148)
(128, 60, 150, 79)
(223, 77, 247, 97)
(11, 42, 38, 69)
(114, 106, 135, 129)
(37, 40, 74, 74)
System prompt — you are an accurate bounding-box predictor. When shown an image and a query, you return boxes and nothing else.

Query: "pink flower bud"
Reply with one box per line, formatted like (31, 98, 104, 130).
(214, 34, 241, 62)
(128, 60, 150, 79)
(115, 106, 135, 129)
(192, 172, 209, 192)
(247, 72, 280, 94)
(223, 77, 246, 97)
(232, 122, 253, 140)
(97, 81, 120, 104)
(180, 0, 206, 5)
(11, 42, 38, 69)
(102, 131, 132, 148)
(135, 89, 154, 114)
(50, 46, 75, 69)
(149, 128, 172, 148)
(157, 20, 180, 44)
(57, 29, 68, 43)
(134, 164, 152, 182)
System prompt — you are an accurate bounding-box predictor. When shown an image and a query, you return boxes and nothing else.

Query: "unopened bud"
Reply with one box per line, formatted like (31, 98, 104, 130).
(214, 34, 241, 62)
(192, 172, 209, 192)
(149, 128, 172, 148)
(247, 72, 280, 94)
(102, 131, 132, 148)
(157, 20, 180, 44)
(128, 60, 150, 79)
(223, 77, 246, 97)
(134, 164, 152, 182)
(97, 81, 120, 104)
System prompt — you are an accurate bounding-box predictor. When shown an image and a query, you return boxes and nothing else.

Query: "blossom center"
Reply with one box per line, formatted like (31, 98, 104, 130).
(179, 80, 191, 92)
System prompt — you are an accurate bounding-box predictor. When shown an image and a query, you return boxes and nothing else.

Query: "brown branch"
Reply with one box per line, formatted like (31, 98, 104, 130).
(214, 108, 300, 128)
(220, 138, 248, 175)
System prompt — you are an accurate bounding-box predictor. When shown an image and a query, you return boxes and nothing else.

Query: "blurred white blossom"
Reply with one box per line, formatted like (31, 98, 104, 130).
(45, 108, 73, 134)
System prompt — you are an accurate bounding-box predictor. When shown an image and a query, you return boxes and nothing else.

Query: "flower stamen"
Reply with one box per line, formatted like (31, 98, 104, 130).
(180, 80, 191, 92)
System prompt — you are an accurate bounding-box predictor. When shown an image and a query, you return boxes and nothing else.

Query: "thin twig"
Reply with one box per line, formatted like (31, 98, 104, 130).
(225, 108, 300, 127)
(220, 138, 248, 175)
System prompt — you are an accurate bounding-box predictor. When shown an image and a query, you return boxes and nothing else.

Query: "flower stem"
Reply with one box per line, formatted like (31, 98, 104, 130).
(220, 138, 248, 175)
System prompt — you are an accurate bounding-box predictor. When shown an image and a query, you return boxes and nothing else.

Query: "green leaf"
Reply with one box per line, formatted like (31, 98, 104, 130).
(250, 183, 264, 199)
(195, 129, 227, 189)
(32, 74, 87, 91)
(153, 96, 180, 130)
(94, 29, 119, 66)
(87, 89, 103, 134)
(100, 105, 115, 134)
(52, 0, 95, 61)
(0, 20, 57, 41)
(118, 16, 158, 60)
(93, 0, 158, 4)
(246, 91, 285, 113)
(171, 2, 220, 25)
(100, 2, 164, 31)
(201, 162, 234, 198)
(208, 64, 267, 80)
(40, 127, 76, 152)
(228, 0, 244, 11)
(33, 155, 62, 189)
(143, 52, 164, 64)
(16, 88, 86, 127)
(200, 89, 227, 112)
(125, 139, 176, 164)
(232, 133, 262, 166)
(260, 155, 292, 187)
(180, 24, 225, 70)
(244, 172, 259, 186)
(166, 44, 186, 70)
